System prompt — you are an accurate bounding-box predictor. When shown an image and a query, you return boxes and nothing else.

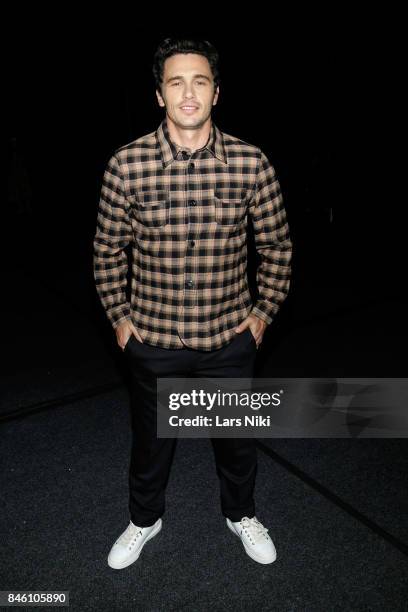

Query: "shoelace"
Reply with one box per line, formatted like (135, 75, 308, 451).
(239, 516, 270, 544)
(117, 523, 143, 547)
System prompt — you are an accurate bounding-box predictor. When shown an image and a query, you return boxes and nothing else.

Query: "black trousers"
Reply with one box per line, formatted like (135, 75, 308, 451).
(124, 327, 258, 527)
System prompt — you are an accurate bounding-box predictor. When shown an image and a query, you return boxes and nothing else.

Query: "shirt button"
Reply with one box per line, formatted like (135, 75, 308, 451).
(181, 151, 189, 160)
(189, 240, 195, 247)
(186, 279, 194, 288)
(188, 162, 195, 170)
(189, 199, 196, 206)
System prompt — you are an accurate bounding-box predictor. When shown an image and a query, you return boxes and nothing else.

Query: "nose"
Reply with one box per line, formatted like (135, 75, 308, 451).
(183, 82, 196, 97)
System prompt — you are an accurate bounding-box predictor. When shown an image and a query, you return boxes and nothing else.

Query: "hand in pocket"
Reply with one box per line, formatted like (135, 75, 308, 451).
(116, 321, 143, 350)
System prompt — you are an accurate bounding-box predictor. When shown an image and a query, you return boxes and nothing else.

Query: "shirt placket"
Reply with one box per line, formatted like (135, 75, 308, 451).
(180, 149, 199, 318)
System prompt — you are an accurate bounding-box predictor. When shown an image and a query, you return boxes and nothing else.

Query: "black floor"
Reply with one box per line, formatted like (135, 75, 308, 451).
(1, 266, 407, 611)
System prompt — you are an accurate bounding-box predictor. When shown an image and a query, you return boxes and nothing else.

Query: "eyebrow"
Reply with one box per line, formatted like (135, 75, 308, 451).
(166, 74, 212, 84)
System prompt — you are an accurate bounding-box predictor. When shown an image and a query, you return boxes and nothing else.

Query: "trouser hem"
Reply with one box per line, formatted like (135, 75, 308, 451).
(223, 509, 255, 522)
(130, 514, 163, 528)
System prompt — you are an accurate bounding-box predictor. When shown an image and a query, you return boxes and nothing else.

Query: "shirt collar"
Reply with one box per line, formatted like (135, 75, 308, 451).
(156, 116, 227, 167)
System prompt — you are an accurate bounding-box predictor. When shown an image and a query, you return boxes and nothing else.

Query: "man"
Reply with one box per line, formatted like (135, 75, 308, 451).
(93, 38, 292, 569)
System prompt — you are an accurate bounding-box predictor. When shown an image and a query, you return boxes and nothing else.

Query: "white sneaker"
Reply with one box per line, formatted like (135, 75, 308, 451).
(107, 519, 162, 569)
(226, 516, 277, 564)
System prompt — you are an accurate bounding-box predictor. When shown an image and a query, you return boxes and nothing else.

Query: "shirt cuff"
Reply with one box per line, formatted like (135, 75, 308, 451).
(250, 302, 276, 326)
(108, 304, 132, 330)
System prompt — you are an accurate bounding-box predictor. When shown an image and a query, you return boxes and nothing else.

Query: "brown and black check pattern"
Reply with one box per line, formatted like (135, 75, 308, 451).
(93, 117, 292, 350)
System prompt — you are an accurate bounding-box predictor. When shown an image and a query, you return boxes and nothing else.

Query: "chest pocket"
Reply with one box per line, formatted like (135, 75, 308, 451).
(214, 188, 248, 226)
(133, 190, 170, 227)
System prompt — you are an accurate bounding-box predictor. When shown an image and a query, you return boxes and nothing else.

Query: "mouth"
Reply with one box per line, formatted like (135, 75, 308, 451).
(180, 106, 199, 114)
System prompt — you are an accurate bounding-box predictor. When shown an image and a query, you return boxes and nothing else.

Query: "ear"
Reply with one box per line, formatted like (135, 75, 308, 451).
(213, 85, 220, 106)
(156, 89, 165, 108)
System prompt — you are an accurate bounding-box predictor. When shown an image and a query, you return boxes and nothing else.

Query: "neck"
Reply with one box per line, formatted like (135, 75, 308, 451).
(166, 115, 212, 153)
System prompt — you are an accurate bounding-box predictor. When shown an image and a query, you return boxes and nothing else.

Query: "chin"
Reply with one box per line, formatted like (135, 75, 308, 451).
(178, 118, 202, 128)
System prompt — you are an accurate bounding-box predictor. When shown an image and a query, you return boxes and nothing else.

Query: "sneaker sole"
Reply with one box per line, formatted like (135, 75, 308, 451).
(226, 518, 277, 565)
(108, 519, 162, 570)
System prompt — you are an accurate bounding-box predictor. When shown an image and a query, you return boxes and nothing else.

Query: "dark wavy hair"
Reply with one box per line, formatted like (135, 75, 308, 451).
(153, 38, 220, 94)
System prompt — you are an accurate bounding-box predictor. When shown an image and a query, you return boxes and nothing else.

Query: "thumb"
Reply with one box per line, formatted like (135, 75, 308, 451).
(234, 322, 248, 333)
(129, 322, 143, 342)
(129, 322, 138, 334)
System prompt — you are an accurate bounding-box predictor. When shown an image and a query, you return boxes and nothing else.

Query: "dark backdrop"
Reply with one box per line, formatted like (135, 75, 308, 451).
(6, 21, 403, 364)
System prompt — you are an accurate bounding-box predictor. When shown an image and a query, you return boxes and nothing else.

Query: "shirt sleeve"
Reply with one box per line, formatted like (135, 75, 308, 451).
(93, 153, 133, 330)
(248, 150, 292, 325)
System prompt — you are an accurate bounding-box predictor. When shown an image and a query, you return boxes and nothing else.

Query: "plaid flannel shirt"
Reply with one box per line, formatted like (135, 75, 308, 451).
(93, 118, 292, 351)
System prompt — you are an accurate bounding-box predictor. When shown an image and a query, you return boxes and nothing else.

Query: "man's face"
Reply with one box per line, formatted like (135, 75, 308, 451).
(156, 53, 219, 129)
